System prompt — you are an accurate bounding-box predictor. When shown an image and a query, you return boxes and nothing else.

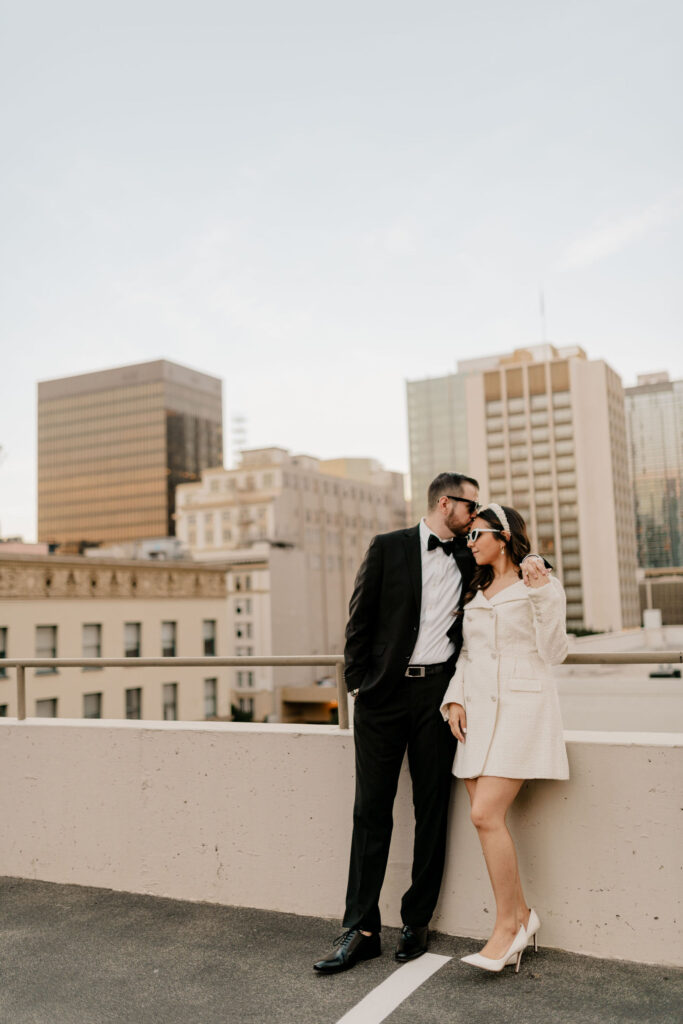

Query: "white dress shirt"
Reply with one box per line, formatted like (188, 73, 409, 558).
(409, 518, 463, 665)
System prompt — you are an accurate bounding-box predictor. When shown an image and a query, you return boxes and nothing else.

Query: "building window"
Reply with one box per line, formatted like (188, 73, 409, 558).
(124, 622, 141, 657)
(203, 620, 216, 656)
(83, 692, 102, 719)
(0, 705, 7, 716)
(125, 687, 142, 720)
(82, 623, 102, 662)
(238, 697, 254, 715)
(204, 678, 217, 718)
(162, 683, 178, 721)
(0, 626, 6, 677)
(236, 670, 254, 689)
(245, 575, 252, 590)
(161, 621, 177, 657)
(35, 625, 57, 674)
(36, 698, 57, 717)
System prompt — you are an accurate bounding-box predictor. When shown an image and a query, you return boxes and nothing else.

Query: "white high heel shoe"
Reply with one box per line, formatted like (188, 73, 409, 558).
(525, 908, 541, 952)
(461, 925, 527, 974)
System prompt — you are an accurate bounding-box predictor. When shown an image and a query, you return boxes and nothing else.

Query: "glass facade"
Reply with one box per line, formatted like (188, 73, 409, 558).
(38, 361, 223, 545)
(406, 373, 469, 513)
(625, 378, 683, 568)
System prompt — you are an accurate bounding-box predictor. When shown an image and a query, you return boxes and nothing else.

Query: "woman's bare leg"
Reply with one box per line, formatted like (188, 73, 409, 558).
(465, 776, 527, 958)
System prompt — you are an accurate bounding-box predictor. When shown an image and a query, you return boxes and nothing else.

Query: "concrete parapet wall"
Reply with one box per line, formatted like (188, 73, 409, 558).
(0, 720, 680, 966)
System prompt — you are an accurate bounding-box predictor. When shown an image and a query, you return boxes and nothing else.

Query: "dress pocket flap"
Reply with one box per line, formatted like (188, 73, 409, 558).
(509, 656, 542, 691)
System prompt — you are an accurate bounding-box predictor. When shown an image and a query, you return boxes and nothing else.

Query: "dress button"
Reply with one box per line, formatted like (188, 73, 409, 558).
(490, 652, 497, 660)
(490, 695, 497, 702)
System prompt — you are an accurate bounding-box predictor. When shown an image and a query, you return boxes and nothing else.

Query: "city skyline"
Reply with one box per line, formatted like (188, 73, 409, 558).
(3, 345, 681, 544)
(2, 2, 682, 540)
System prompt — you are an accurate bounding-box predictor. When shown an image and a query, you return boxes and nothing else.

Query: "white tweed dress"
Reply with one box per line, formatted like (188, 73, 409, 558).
(440, 577, 569, 780)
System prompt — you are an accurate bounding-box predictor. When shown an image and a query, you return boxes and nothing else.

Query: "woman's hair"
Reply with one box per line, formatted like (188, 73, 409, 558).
(463, 504, 531, 604)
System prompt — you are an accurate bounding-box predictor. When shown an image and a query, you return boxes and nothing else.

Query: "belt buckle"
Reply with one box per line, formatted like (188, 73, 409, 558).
(406, 665, 426, 678)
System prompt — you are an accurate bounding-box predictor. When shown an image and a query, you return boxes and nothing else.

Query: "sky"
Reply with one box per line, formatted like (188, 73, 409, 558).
(1, 0, 682, 540)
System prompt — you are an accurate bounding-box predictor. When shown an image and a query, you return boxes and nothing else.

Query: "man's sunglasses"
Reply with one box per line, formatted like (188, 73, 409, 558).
(466, 528, 502, 543)
(446, 495, 479, 515)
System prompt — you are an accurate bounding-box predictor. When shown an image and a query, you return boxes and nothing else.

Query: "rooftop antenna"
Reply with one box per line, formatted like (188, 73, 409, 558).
(539, 286, 548, 343)
(231, 415, 248, 468)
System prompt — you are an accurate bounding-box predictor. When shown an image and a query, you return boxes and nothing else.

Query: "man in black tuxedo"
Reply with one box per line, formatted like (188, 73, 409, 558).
(313, 471, 480, 973)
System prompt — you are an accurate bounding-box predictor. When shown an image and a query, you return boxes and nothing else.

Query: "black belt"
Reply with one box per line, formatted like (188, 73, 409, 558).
(405, 661, 450, 678)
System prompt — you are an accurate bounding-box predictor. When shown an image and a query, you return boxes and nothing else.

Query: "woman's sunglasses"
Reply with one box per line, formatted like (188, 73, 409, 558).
(466, 528, 502, 543)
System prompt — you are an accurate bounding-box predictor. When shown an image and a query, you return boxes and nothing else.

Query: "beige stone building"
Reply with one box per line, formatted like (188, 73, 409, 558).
(174, 447, 407, 719)
(0, 553, 229, 721)
(407, 345, 640, 632)
(38, 359, 223, 547)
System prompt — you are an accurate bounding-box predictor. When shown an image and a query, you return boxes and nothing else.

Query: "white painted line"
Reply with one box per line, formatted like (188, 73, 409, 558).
(334, 952, 451, 1024)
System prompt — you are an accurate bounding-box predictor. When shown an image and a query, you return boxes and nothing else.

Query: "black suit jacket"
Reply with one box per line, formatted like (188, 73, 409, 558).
(344, 525, 476, 707)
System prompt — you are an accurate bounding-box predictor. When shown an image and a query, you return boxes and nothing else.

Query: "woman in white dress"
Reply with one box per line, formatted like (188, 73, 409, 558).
(440, 503, 569, 973)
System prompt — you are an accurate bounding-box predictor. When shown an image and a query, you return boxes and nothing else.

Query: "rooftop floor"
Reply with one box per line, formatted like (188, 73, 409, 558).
(1, 878, 681, 1024)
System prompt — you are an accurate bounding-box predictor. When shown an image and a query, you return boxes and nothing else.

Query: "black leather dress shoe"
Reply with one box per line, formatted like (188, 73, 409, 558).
(313, 929, 382, 974)
(395, 924, 429, 961)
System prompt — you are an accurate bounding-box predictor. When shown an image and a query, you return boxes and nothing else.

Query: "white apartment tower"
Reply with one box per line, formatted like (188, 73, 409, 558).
(407, 346, 640, 633)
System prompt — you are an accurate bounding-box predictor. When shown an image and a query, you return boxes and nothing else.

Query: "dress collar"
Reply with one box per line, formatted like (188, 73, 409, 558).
(469, 580, 527, 607)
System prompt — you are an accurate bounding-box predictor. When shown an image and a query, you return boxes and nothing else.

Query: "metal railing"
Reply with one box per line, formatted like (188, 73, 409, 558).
(564, 652, 682, 664)
(1, 652, 682, 731)
(0, 656, 349, 729)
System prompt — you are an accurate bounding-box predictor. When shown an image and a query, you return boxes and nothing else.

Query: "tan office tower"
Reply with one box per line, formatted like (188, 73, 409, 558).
(38, 360, 223, 547)
(407, 346, 640, 632)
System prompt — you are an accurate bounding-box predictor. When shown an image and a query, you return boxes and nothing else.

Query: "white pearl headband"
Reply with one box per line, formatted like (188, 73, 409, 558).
(480, 502, 510, 533)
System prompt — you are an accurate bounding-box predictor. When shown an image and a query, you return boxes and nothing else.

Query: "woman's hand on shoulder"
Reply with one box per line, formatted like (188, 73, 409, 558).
(523, 559, 551, 588)
(447, 702, 467, 742)
(521, 554, 549, 587)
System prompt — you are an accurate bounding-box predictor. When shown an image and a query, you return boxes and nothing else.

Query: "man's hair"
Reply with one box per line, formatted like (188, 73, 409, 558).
(427, 472, 479, 510)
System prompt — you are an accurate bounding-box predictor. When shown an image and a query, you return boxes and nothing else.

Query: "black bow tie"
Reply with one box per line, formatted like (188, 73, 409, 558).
(428, 534, 456, 556)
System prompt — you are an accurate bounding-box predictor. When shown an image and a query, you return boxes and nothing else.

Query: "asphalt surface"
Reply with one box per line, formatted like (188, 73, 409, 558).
(1, 877, 681, 1024)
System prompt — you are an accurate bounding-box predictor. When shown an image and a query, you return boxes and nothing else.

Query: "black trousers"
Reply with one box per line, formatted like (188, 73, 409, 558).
(343, 668, 457, 934)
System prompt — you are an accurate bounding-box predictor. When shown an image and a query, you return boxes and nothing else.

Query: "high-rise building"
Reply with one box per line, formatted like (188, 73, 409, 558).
(175, 447, 406, 719)
(38, 360, 223, 547)
(407, 345, 640, 632)
(625, 373, 682, 568)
